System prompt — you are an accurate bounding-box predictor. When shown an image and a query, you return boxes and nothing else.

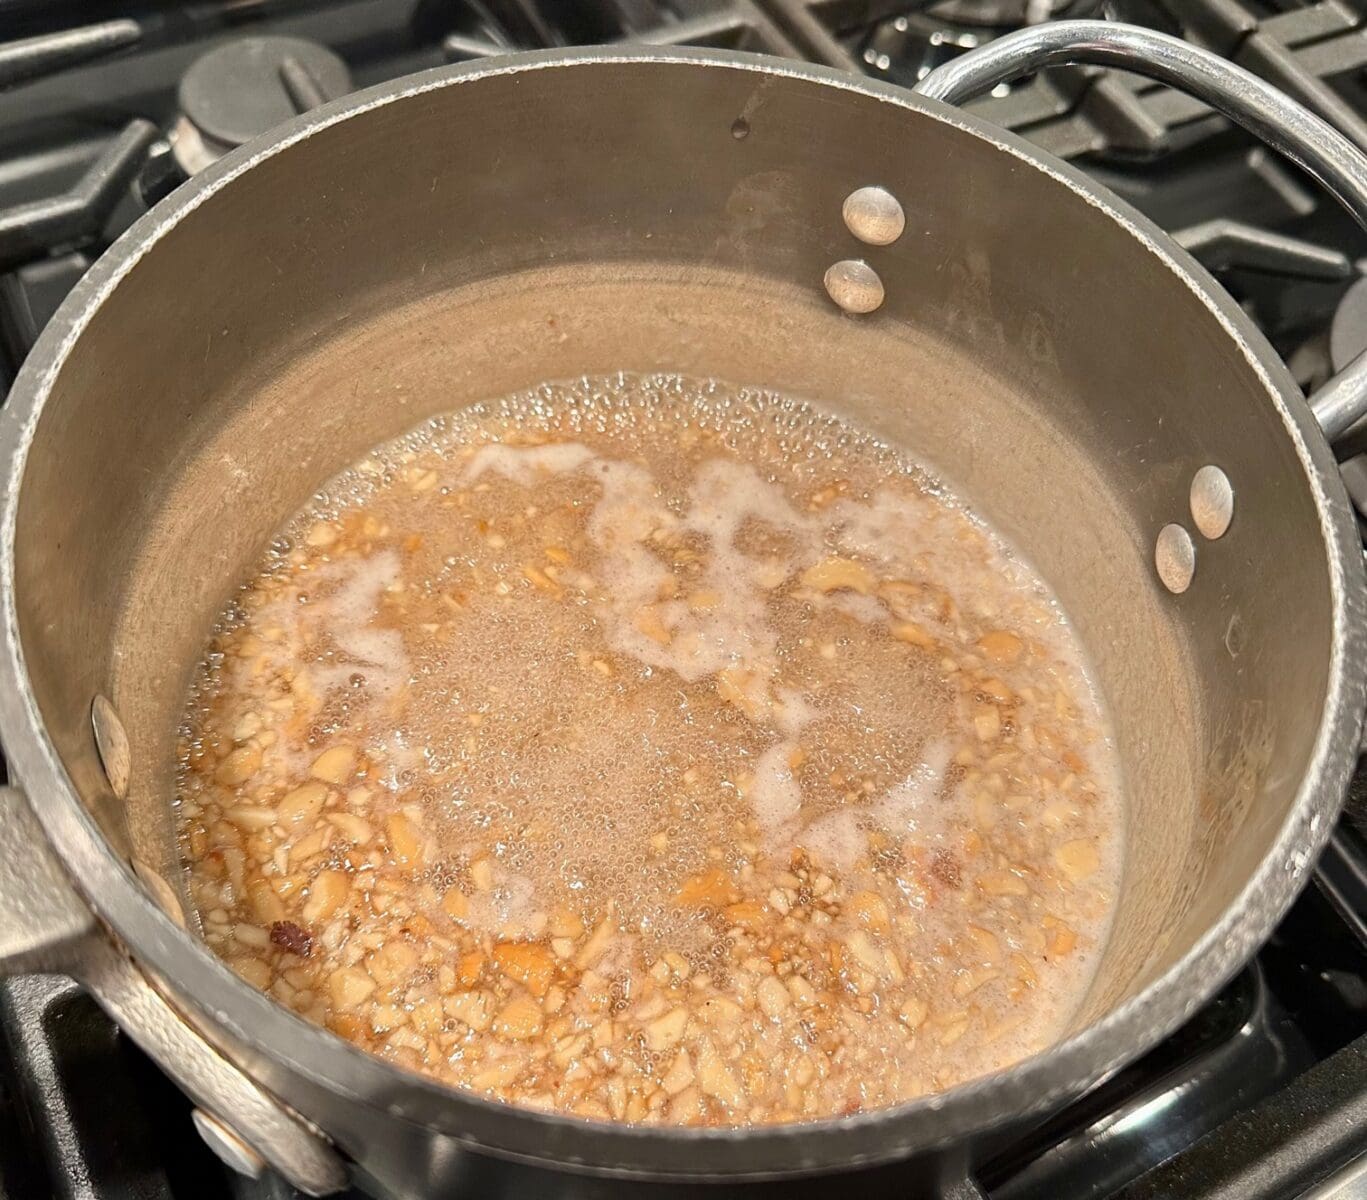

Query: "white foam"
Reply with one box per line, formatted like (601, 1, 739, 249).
(591, 457, 822, 685)
(461, 441, 596, 486)
(461, 863, 545, 939)
(748, 741, 803, 836)
(310, 549, 409, 699)
(869, 737, 953, 831)
(792, 737, 954, 870)
(827, 592, 888, 625)
(773, 687, 817, 735)
(829, 488, 921, 569)
(799, 809, 866, 871)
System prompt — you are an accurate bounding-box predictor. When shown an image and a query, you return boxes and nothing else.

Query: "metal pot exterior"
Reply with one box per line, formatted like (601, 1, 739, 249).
(0, 47, 1362, 1196)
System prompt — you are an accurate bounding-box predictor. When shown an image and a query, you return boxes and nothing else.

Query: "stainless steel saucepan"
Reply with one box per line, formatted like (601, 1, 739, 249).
(0, 21, 1363, 1199)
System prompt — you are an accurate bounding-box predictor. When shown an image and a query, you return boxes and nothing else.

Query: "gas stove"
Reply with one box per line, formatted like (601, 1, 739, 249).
(0, 3, 1364, 1199)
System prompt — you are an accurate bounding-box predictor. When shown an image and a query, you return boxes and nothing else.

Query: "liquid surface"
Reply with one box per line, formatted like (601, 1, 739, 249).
(176, 374, 1123, 1126)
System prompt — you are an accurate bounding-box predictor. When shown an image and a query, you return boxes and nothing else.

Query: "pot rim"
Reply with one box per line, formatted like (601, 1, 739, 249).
(0, 46, 1362, 1180)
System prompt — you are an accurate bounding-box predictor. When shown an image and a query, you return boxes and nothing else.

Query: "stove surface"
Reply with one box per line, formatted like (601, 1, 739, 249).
(0, 3, 1364, 1199)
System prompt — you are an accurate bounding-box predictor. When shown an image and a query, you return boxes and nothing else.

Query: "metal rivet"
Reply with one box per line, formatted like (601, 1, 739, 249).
(1190, 465, 1234, 539)
(91, 695, 130, 800)
(132, 859, 187, 928)
(842, 185, 906, 246)
(824, 259, 884, 314)
(192, 1109, 265, 1180)
(1155, 524, 1196, 594)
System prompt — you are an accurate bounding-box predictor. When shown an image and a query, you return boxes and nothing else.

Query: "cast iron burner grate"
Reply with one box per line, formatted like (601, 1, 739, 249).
(0, 3, 1363, 1198)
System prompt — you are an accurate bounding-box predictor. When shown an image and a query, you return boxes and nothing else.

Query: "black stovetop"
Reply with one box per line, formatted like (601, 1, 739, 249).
(0, 3, 1364, 1199)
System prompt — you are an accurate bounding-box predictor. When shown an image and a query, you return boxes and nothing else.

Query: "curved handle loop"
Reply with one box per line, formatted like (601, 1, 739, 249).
(915, 20, 1367, 446)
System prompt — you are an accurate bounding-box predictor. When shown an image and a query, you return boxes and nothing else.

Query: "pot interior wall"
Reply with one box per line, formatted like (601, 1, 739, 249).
(11, 57, 1332, 1057)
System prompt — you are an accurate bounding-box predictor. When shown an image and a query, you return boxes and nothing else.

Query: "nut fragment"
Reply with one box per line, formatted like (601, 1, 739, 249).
(327, 812, 373, 844)
(632, 606, 673, 646)
(696, 1038, 744, 1107)
(891, 622, 934, 649)
(247, 879, 285, 925)
(978, 869, 1030, 897)
(456, 951, 485, 988)
(310, 745, 357, 785)
(1044, 917, 1078, 957)
(978, 630, 1023, 664)
(645, 1007, 688, 1051)
(661, 1050, 694, 1096)
(279, 781, 328, 828)
(845, 930, 885, 975)
(549, 907, 584, 938)
(724, 901, 766, 929)
(952, 966, 999, 998)
(385, 812, 425, 867)
(367, 940, 418, 987)
(848, 890, 891, 934)
(215, 746, 262, 786)
(306, 521, 338, 548)
(935, 1014, 970, 1046)
(302, 869, 347, 924)
(676, 868, 739, 908)
(974, 706, 1001, 741)
(445, 990, 491, 1031)
(330, 967, 376, 1009)
(757, 976, 790, 1018)
(964, 925, 1001, 966)
(224, 805, 276, 830)
(574, 910, 616, 969)
(228, 955, 271, 989)
(493, 942, 556, 998)
(898, 996, 928, 1030)
(1055, 839, 1100, 881)
(493, 994, 544, 1040)
(522, 563, 561, 595)
(801, 556, 875, 595)
(471, 1056, 523, 1090)
(715, 668, 766, 721)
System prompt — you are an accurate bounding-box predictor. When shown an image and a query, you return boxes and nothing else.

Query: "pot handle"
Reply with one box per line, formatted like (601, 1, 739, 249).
(0, 787, 348, 1196)
(915, 19, 1367, 448)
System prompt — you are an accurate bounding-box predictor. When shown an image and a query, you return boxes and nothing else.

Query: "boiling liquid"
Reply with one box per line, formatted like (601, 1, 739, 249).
(177, 374, 1123, 1125)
